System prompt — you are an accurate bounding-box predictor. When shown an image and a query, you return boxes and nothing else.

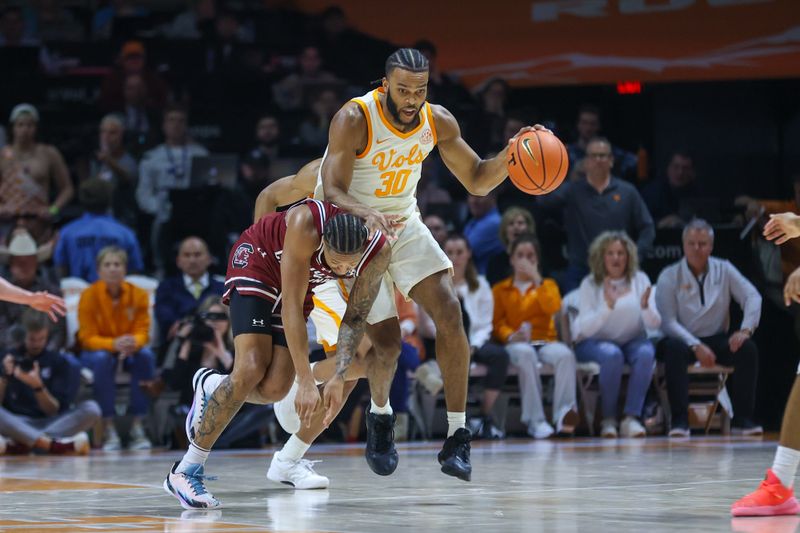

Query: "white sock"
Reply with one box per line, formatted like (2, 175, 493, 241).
(772, 446, 800, 487)
(447, 411, 466, 437)
(177, 442, 210, 472)
(276, 434, 311, 463)
(298, 362, 325, 386)
(370, 398, 393, 415)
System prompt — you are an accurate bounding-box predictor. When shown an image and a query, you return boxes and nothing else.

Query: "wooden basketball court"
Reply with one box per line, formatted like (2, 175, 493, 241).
(0, 436, 790, 532)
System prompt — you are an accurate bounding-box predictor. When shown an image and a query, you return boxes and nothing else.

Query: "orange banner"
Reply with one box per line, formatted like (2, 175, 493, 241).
(290, 0, 800, 87)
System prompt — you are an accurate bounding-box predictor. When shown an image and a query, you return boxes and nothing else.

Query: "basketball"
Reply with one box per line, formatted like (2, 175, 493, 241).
(507, 130, 569, 195)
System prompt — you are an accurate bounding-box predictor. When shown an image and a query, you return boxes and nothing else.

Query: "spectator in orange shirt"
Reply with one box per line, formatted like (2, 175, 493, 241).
(492, 234, 578, 438)
(78, 245, 155, 451)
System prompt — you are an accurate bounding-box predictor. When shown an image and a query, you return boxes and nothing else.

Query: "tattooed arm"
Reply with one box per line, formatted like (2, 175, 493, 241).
(322, 243, 390, 425)
(336, 245, 390, 376)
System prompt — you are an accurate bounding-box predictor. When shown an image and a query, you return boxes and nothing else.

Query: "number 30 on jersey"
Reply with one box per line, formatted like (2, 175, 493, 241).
(374, 169, 411, 197)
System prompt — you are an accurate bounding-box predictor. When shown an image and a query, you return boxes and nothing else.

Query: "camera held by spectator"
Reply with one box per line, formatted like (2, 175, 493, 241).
(179, 310, 228, 350)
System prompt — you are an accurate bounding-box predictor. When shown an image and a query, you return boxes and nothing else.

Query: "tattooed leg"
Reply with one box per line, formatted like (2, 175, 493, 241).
(193, 376, 247, 449)
(193, 333, 274, 451)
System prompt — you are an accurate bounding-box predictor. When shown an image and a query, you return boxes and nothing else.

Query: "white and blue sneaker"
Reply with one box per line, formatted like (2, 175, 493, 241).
(186, 368, 225, 444)
(273, 380, 301, 435)
(164, 461, 221, 510)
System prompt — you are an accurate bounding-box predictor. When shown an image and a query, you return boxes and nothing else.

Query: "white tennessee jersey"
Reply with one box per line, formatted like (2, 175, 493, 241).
(315, 87, 438, 219)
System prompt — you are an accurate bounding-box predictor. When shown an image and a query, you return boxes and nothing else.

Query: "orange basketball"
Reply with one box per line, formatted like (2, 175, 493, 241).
(507, 130, 569, 195)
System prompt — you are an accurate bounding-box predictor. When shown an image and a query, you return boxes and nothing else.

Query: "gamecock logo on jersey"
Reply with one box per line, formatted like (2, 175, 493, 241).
(232, 243, 255, 268)
(420, 129, 433, 145)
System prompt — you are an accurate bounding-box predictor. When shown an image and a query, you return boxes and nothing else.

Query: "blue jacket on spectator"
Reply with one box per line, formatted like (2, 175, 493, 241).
(53, 213, 144, 282)
(155, 274, 225, 345)
(464, 207, 504, 275)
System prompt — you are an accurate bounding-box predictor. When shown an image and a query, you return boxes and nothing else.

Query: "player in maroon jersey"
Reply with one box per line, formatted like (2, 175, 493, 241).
(164, 198, 390, 509)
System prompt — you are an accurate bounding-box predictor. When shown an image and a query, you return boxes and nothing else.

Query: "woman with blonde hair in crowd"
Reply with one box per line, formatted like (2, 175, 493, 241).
(485, 206, 536, 286)
(572, 231, 660, 438)
(78, 245, 155, 450)
(492, 233, 578, 439)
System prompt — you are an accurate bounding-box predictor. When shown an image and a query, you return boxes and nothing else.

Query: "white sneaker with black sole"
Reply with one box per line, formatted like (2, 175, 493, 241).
(186, 368, 225, 444)
(267, 453, 330, 489)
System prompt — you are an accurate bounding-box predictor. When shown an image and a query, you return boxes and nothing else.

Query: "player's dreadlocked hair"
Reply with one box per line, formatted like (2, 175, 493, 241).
(323, 214, 369, 254)
(385, 48, 429, 76)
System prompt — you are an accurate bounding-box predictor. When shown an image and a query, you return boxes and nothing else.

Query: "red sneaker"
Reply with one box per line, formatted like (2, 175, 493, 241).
(5, 440, 32, 455)
(732, 469, 800, 516)
(49, 432, 90, 455)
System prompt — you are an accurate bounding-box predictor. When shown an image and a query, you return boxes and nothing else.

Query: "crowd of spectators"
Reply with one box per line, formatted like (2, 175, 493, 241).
(0, 0, 794, 451)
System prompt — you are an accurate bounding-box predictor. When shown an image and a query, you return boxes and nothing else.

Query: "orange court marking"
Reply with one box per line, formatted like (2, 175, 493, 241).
(0, 515, 274, 531)
(0, 477, 141, 492)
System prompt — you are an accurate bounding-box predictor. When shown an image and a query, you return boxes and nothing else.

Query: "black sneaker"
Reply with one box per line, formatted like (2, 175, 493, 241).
(438, 428, 472, 482)
(480, 417, 505, 440)
(365, 411, 398, 476)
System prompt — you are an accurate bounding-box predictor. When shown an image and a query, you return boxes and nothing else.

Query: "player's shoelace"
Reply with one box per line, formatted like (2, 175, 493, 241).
(457, 442, 470, 461)
(190, 390, 213, 442)
(198, 396, 208, 426)
(296, 459, 322, 473)
(183, 469, 217, 496)
(759, 479, 784, 498)
(370, 416, 395, 452)
(449, 433, 471, 461)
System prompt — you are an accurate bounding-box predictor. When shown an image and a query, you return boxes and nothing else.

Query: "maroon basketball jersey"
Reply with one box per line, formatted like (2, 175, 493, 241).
(223, 199, 385, 315)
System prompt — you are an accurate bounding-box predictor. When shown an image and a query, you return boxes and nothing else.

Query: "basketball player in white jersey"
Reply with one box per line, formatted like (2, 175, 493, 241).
(316, 48, 547, 482)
